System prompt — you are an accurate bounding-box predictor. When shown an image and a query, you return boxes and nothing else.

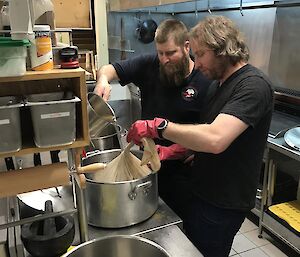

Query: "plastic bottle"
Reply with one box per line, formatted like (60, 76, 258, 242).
(29, 25, 53, 71)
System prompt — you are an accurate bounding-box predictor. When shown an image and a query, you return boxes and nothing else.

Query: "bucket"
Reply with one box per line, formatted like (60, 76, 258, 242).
(30, 25, 53, 71)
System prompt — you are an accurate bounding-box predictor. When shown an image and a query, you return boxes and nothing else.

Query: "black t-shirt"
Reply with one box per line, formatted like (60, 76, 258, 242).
(192, 64, 274, 211)
(113, 53, 212, 129)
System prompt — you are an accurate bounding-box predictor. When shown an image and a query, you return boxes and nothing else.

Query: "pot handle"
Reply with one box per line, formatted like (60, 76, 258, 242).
(77, 163, 107, 174)
(85, 150, 102, 158)
(128, 181, 152, 200)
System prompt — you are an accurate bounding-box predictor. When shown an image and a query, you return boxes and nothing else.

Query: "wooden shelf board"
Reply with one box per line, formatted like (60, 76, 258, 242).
(0, 139, 89, 159)
(0, 68, 85, 83)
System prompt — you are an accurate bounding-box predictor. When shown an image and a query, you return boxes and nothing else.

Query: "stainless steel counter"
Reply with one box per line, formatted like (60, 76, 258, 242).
(83, 198, 202, 257)
(258, 134, 300, 253)
(72, 198, 203, 257)
(267, 137, 300, 161)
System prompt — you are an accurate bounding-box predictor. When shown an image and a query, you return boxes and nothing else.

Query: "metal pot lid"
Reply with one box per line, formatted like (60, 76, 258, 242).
(284, 127, 300, 151)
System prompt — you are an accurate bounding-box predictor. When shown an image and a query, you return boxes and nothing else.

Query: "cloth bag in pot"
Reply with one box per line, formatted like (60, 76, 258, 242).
(82, 139, 160, 227)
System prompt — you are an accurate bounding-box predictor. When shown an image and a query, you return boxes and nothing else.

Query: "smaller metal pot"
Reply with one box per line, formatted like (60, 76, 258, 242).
(86, 124, 126, 152)
(87, 92, 116, 137)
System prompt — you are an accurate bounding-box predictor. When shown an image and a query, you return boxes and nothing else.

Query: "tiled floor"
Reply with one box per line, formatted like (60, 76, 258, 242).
(230, 217, 299, 257)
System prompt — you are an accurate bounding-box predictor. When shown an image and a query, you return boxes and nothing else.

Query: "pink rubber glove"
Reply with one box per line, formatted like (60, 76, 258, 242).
(127, 118, 165, 145)
(156, 144, 189, 161)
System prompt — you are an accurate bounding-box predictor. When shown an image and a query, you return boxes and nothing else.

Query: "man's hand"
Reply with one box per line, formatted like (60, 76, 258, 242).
(156, 144, 190, 161)
(127, 118, 165, 145)
(93, 82, 111, 102)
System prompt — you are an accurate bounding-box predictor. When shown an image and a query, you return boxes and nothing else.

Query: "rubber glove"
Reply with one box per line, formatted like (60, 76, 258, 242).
(127, 118, 165, 145)
(156, 144, 189, 161)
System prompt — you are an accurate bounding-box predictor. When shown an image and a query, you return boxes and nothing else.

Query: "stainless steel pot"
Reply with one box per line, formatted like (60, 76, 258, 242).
(64, 235, 170, 257)
(86, 124, 126, 152)
(81, 149, 158, 228)
(87, 92, 116, 137)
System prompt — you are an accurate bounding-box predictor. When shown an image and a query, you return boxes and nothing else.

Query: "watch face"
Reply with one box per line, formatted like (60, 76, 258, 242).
(158, 119, 167, 129)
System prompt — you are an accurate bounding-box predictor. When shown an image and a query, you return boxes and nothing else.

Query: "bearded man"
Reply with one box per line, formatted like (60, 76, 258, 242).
(94, 19, 212, 218)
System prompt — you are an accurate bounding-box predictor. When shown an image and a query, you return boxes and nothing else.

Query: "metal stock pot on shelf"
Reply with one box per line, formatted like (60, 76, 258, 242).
(81, 149, 158, 228)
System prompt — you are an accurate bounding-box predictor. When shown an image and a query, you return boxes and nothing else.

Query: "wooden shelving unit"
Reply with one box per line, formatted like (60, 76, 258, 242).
(0, 68, 89, 159)
(0, 68, 90, 249)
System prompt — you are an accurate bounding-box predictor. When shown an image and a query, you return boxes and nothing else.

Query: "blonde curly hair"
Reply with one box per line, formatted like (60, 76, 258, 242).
(189, 15, 249, 65)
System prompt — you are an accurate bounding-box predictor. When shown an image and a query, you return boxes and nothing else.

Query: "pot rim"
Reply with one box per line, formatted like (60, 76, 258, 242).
(85, 171, 156, 184)
(63, 235, 171, 257)
(82, 148, 157, 184)
(82, 148, 121, 161)
(90, 124, 122, 140)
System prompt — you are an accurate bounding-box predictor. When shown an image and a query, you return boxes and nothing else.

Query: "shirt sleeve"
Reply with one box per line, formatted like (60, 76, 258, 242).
(221, 77, 274, 128)
(112, 54, 157, 88)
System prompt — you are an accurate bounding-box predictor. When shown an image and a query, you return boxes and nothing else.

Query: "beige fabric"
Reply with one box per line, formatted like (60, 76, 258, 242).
(92, 138, 160, 183)
(140, 137, 161, 172)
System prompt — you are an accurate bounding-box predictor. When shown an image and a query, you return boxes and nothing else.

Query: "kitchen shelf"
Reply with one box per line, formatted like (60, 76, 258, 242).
(262, 212, 300, 252)
(0, 68, 89, 157)
(0, 139, 87, 159)
(0, 68, 90, 255)
(259, 125, 300, 254)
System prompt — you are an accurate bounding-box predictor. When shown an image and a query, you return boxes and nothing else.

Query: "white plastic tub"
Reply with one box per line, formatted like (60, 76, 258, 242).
(0, 37, 30, 77)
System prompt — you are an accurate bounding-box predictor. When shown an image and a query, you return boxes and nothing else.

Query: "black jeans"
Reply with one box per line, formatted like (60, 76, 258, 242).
(158, 160, 193, 219)
(184, 197, 247, 257)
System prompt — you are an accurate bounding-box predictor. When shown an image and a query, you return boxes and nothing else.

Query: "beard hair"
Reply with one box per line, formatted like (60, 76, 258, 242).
(209, 56, 230, 81)
(159, 53, 190, 87)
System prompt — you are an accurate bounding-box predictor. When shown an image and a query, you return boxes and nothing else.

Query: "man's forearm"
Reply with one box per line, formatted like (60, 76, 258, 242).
(97, 64, 119, 82)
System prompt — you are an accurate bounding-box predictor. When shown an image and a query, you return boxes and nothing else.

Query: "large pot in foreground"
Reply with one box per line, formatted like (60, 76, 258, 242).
(64, 235, 170, 257)
(82, 149, 158, 228)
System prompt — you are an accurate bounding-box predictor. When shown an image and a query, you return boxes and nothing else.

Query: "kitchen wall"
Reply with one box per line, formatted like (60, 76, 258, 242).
(107, 1, 300, 95)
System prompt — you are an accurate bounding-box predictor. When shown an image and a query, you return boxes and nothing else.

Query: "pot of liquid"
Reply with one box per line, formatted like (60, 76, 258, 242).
(82, 149, 158, 228)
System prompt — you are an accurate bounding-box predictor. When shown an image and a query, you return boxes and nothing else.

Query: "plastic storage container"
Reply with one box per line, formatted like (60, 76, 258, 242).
(0, 96, 23, 153)
(0, 37, 30, 77)
(26, 92, 81, 148)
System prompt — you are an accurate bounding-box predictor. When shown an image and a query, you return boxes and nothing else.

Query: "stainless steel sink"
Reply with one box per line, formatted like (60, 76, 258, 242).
(64, 235, 170, 257)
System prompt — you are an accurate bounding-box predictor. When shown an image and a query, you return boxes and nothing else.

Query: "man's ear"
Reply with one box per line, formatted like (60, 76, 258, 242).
(184, 40, 190, 52)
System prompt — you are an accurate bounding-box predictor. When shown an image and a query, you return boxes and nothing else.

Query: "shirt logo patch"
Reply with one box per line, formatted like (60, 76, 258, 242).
(182, 86, 198, 101)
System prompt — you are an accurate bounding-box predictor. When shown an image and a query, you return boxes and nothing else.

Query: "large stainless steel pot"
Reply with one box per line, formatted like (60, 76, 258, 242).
(64, 235, 170, 257)
(82, 149, 158, 228)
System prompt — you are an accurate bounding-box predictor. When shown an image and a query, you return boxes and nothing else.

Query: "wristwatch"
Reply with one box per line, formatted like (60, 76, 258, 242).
(157, 119, 169, 139)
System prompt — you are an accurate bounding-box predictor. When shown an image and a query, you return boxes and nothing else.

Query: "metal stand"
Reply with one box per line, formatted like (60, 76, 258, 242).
(258, 137, 300, 253)
(67, 149, 89, 243)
